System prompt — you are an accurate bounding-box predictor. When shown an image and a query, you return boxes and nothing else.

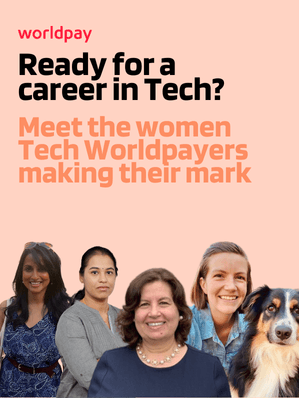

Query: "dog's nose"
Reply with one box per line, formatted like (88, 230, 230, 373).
(275, 326, 292, 340)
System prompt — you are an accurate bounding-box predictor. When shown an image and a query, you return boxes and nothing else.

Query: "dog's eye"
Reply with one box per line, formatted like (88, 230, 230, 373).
(292, 306, 299, 314)
(268, 304, 276, 312)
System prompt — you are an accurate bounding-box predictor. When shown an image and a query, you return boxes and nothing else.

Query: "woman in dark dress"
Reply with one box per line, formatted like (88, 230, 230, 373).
(88, 268, 231, 397)
(0, 242, 70, 397)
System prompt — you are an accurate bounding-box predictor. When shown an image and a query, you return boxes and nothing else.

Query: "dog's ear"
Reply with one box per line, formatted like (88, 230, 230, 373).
(242, 285, 271, 322)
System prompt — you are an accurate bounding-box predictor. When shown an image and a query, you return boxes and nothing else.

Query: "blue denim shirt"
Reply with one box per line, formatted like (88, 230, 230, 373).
(186, 304, 247, 373)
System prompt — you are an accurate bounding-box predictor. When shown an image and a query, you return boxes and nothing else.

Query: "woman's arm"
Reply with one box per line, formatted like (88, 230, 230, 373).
(55, 311, 98, 390)
(0, 300, 7, 331)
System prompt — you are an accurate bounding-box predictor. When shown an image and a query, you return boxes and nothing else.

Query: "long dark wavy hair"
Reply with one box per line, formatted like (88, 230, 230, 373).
(7, 243, 70, 328)
(73, 246, 118, 302)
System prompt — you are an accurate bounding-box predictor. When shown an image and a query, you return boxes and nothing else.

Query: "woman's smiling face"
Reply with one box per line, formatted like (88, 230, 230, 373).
(200, 253, 248, 320)
(134, 281, 180, 344)
(22, 254, 50, 297)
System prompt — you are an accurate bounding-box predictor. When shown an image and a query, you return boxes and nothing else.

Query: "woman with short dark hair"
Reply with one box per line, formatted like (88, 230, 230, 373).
(88, 268, 230, 397)
(0, 242, 70, 397)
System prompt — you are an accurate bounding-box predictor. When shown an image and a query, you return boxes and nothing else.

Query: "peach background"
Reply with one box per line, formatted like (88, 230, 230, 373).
(1, 1, 299, 308)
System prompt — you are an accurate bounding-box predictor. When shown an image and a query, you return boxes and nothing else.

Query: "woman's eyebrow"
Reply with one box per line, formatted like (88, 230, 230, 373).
(140, 297, 171, 301)
(212, 269, 247, 275)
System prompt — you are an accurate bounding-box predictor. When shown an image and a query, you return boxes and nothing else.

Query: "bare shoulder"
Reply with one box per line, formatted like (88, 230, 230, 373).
(0, 300, 8, 330)
(0, 300, 7, 312)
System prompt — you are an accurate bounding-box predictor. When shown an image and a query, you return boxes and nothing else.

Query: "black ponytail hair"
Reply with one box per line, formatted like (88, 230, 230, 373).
(72, 246, 118, 302)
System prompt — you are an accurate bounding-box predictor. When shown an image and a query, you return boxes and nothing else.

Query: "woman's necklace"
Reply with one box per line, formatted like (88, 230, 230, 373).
(136, 343, 182, 366)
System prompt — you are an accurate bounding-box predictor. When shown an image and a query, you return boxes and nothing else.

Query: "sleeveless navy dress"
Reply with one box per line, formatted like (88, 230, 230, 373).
(0, 313, 61, 397)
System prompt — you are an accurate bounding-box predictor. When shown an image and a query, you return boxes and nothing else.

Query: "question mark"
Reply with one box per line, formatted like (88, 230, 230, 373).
(213, 78, 224, 100)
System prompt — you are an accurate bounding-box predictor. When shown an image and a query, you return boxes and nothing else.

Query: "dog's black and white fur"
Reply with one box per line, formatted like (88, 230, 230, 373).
(229, 286, 299, 397)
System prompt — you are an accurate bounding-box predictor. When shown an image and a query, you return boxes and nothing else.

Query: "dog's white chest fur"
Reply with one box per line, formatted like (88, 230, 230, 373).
(246, 342, 299, 398)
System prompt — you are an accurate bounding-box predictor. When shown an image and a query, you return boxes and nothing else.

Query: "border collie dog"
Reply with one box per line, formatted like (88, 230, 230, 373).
(229, 286, 299, 397)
